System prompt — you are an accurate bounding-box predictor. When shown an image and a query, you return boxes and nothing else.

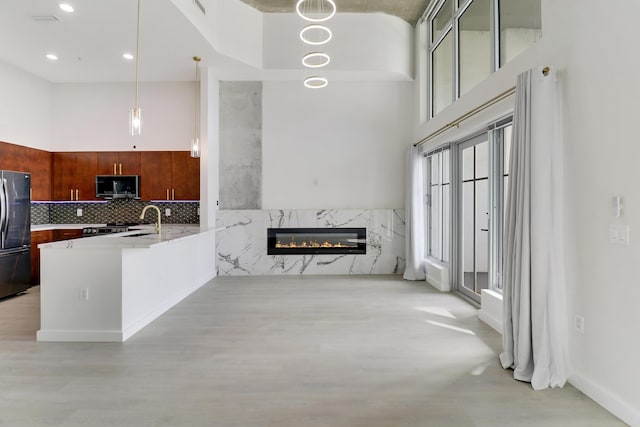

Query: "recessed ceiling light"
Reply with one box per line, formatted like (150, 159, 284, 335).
(59, 3, 74, 13)
(122, 53, 134, 60)
(45, 53, 58, 61)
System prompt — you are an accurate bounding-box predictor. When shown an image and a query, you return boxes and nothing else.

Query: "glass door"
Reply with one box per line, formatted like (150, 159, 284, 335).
(458, 133, 489, 303)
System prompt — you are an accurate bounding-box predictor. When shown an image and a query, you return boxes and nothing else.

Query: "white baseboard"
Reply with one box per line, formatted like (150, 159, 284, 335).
(36, 329, 123, 342)
(570, 371, 640, 426)
(424, 258, 450, 292)
(479, 289, 503, 334)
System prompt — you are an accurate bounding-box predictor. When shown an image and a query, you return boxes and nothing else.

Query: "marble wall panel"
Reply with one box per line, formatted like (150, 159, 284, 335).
(216, 209, 406, 276)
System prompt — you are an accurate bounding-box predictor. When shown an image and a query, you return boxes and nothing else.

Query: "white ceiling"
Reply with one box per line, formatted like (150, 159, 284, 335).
(0, 0, 427, 84)
(0, 0, 253, 83)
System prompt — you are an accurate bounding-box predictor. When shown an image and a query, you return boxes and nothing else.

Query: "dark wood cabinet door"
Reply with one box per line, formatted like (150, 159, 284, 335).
(171, 151, 200, 200)
(118, 152, 141, 175)
(97, 152, 141, 176)
(31, 230, 54, 285)
(73, 152, 98, 201)
(96, 152, 120, 175)
(52, 152, 97, 201)
(0, 142, 28, 172)
(27, 149, 52, 201)
(52, 153, 76, 200)
(140, 151, 172, 200)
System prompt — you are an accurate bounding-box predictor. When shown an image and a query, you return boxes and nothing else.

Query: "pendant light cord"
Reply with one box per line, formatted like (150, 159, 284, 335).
(193, 57, 201, 138)
(135, 0, 141, 109)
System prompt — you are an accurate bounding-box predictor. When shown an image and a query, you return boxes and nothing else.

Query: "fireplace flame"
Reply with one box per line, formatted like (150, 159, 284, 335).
(275, 236, 356, 249)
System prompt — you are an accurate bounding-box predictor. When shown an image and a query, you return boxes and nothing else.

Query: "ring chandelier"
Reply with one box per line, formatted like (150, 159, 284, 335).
(296, 0, 336, 89)
(299, 24, 332, 45)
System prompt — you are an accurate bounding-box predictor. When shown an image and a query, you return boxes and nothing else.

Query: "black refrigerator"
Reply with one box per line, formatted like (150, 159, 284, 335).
(0, 171, 31, 299)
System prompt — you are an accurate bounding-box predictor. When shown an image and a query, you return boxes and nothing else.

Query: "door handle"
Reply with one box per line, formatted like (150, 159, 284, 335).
(0, 179, 7, 238)
(480, 228, 489, 232)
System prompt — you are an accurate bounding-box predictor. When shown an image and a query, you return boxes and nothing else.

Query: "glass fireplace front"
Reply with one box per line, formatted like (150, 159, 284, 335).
(267, 228, 366, 255)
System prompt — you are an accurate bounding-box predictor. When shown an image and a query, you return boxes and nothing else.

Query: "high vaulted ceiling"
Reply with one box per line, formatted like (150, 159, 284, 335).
(238, 0, 430, 25)
(0, 0, 427, 84)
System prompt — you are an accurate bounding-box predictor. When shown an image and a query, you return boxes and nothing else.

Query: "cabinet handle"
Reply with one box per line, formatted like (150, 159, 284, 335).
(166, 189, 169, 200)
(172, 189, 175, 200)
(113, 163, 117, 175)
(119, 163, 122, 175)
(70, 189, 74, 201)
(76, 189, 79, 200)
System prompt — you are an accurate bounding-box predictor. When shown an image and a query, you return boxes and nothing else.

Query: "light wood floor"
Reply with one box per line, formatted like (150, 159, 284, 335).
(0, 276, 625, 427)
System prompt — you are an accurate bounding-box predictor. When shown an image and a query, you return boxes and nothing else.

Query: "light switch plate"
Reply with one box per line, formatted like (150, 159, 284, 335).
(165, 208, 171, 217)
(609, 224, 630, 245)
(76, 208, 83, 217)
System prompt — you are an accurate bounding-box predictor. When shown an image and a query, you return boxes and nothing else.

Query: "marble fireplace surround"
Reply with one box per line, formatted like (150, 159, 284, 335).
(216, 209, 406, 276)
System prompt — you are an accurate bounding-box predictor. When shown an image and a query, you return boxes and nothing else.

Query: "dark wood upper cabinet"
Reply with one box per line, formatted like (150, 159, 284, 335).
(0, 141, 52, 201)
(97, 152, 141, 176)
(140, 151, 199, 201)
(52, 152, 98, 201)
(140, 151, 172, 200)
(1, 142, 197, 203)
(171, 151, 200, 200)
(27, 149, 53, 201)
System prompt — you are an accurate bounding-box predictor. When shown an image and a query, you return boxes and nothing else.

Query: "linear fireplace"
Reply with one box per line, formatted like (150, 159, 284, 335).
(267, 228, 366, 255)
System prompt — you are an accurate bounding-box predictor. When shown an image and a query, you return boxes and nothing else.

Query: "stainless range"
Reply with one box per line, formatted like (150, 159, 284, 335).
(81, 223, 139, 237)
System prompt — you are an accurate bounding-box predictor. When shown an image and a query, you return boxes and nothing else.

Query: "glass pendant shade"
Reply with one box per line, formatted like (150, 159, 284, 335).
(191, 137, 200, 158)
(129, 107, 142, 136)
(190, 56, 201, 158)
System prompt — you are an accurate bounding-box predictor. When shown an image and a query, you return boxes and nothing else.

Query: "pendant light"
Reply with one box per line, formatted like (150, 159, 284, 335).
(129, 0, 142, 136)
(190, 56, 201, 158)
(297, 0, 335, 89)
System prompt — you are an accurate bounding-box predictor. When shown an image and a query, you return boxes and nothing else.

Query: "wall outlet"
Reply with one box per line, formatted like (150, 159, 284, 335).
(165, 208, 171, 217)
(79, 288, 89, 301)
(76, 208, 83, 217)
(574, 315, 585, 334)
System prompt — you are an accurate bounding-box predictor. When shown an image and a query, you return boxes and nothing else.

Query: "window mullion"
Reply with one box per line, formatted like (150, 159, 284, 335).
(491, 0, 499, 71)
(453, 13, 460, 101)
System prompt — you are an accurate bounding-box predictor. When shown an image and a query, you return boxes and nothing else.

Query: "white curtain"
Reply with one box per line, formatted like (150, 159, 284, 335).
(499, 67, 568, 390)
(403, 145, 426, 281)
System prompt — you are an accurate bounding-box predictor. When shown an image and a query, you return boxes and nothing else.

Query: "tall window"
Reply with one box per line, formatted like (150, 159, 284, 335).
(426, 0, 541, 118)
(424, 147, 450, 263)
(452, 117, 512, 303)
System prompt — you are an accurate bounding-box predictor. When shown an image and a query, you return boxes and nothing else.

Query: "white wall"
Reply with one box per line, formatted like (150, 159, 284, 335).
(51, 82, 195, 152)
(414, 1, 640, 424)
(263, 13, 413, 80)
(263, 80, 413, 209)
(544, 2, 640, 424)
(0, 61, 52, 150)
(170, 0, 263, 69)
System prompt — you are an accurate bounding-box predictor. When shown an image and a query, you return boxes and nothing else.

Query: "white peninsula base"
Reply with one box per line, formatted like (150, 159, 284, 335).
(37, 226, 216, 342)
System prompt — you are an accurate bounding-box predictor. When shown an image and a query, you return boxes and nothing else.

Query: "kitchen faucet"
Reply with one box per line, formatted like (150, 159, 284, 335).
(140, 205, 161, 233)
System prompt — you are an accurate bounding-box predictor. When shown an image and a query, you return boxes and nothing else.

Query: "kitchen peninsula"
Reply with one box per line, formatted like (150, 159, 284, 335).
(36, 225, 215, 342)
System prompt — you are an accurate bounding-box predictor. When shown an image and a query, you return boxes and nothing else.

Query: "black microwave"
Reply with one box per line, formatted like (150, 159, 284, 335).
(96, 175, 140, 199)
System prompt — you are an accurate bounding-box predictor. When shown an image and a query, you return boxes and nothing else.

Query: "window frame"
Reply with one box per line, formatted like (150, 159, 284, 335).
(423, 145, 451, 264)
(425, 0, 540, 119)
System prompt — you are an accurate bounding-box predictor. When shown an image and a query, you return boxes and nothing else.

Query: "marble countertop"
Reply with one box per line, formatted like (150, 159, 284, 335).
(38, 225, 209, 249)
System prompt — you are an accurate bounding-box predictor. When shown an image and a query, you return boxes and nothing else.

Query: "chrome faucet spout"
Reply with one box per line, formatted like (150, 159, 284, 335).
(140, 205, 161, 233)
